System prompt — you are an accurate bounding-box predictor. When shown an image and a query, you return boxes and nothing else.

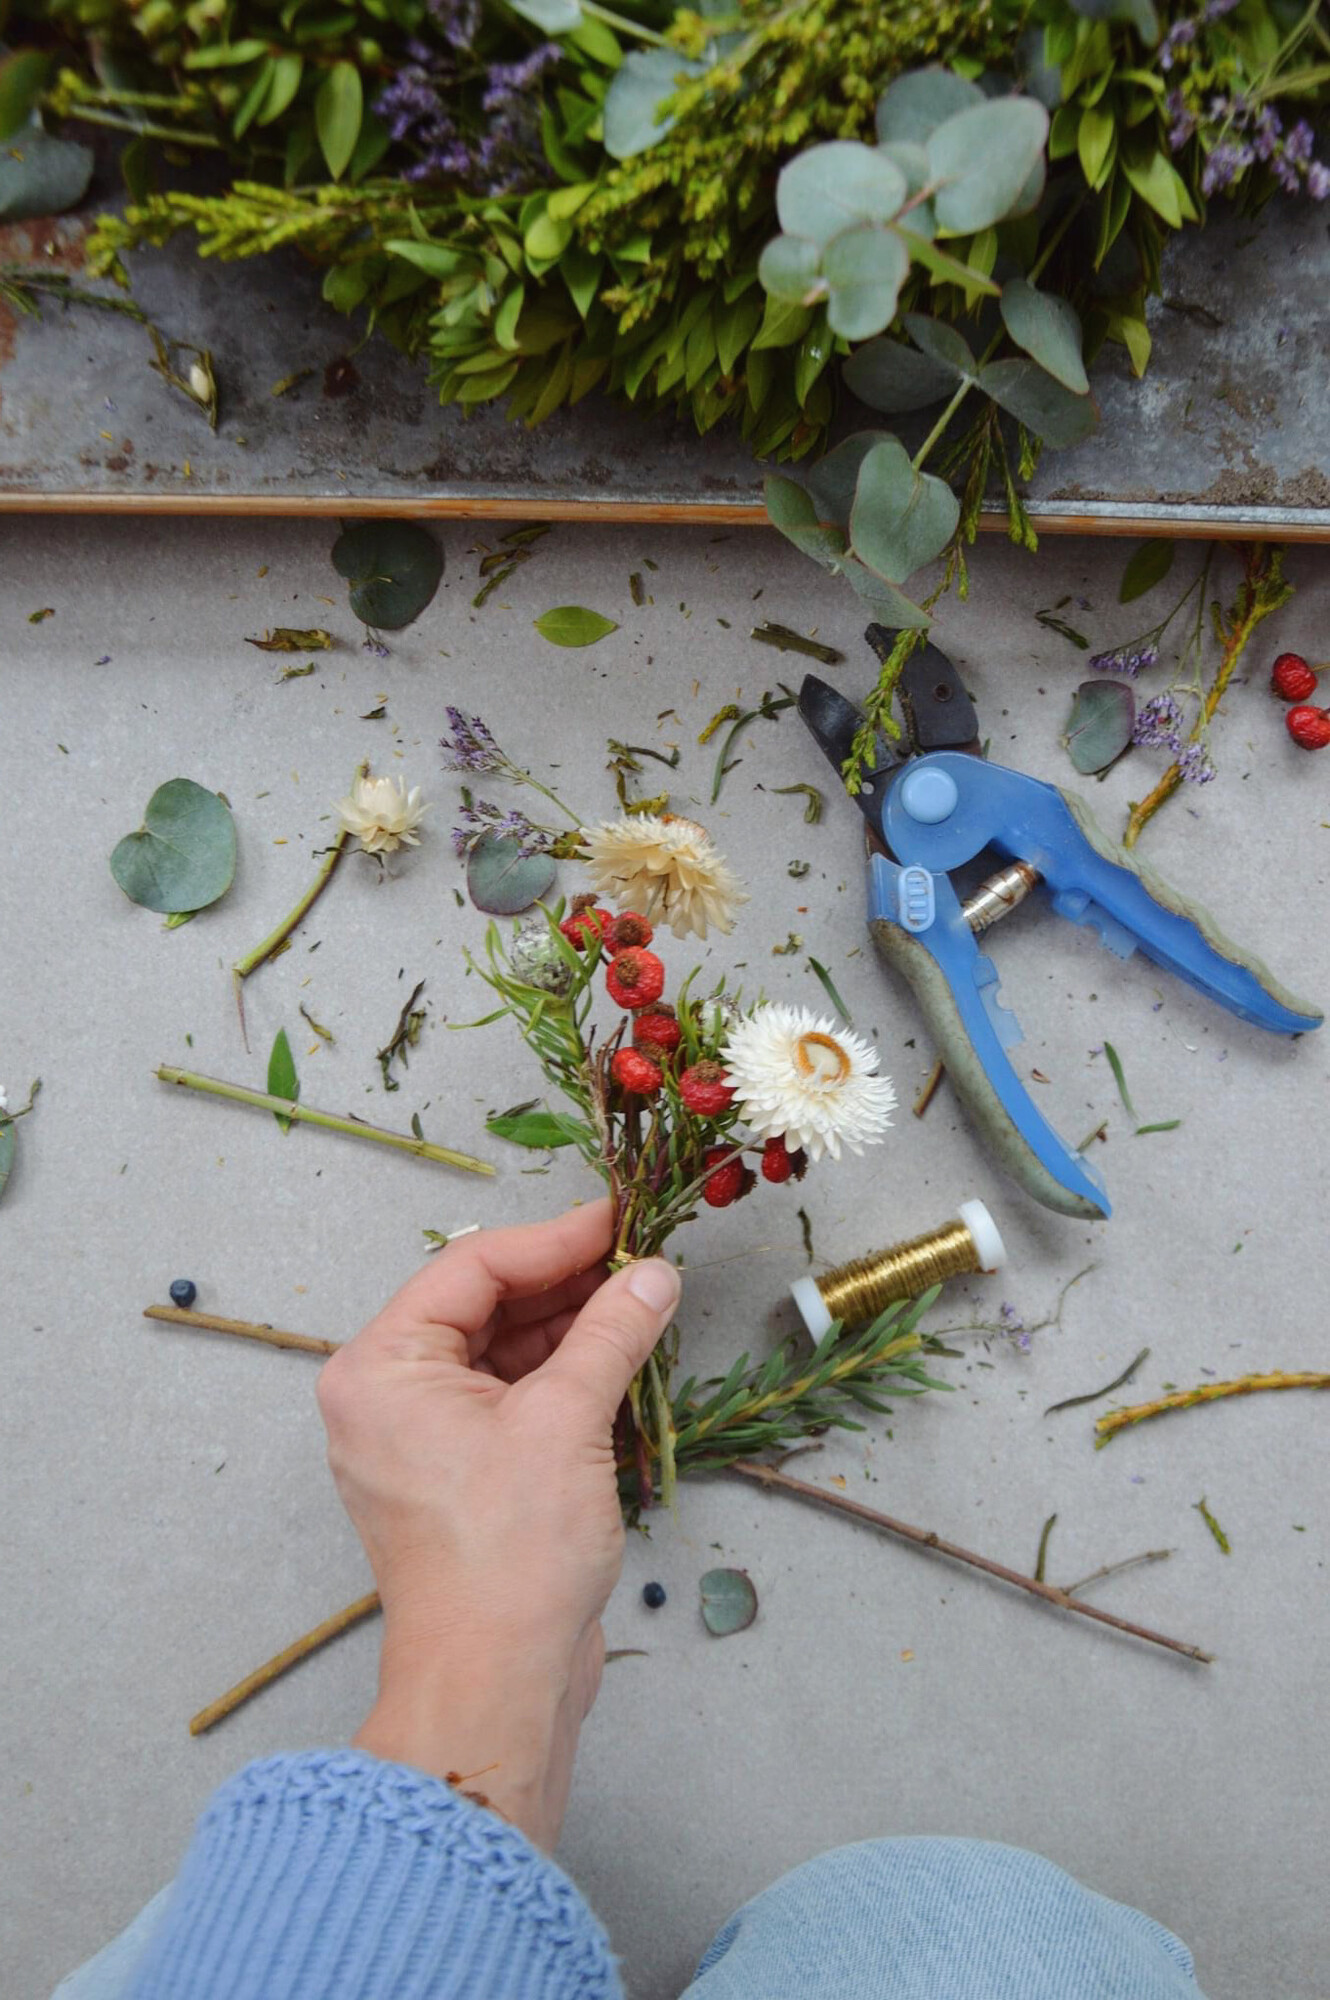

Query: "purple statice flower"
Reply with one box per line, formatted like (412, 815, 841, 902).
(429, 0, 481, 51)
(1158, 18, 1196, 70)
(1166, 89, 1197, 151)
(1133, 691, 1186, 752)
(1202, 0, 1240, 15)
(1284, 120, 1314, 164)
(1177, 741, 1217, 784)
(452, 799, 553, 858)
(1087, 642, 1159, 678)
(375, 21, 559, 194)
(441, 708, 504, 773)
(1308, 161, 1330, 200)
(998, 1301, 1032, 1354)
(482, 43, 562, 113)
(1201, 139, 1255, 195)
(1253, 105, 1282, 161)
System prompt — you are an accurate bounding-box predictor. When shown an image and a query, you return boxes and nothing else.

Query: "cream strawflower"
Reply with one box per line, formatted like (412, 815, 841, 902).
(722, 1004, 896, 1162)
(336, 773, 428, 855)
(579, 815, 747, 939)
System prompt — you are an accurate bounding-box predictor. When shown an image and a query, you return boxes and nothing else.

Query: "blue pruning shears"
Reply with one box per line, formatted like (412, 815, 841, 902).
(800, 629, 1322, 1222)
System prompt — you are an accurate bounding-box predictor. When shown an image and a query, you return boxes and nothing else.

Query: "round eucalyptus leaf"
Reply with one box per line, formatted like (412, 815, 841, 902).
(843, 337, 957, 414)
(802, 430, 893, 530)
(850, 437, 959, 584)
(901, 311, 976, 377)
(603, 49, 706, 161)
(467, 832, 557, 916)
(763, 475, 849, 568)
(757, 233, 824, 306)
(1064, 680, 1135, 774)
(776, 141, 906, 249)
(109, 779, 237, 914)
(875, 66, 983, 146)
(331, 521, 444, 629)
(926, 97, 1049, 235)
(699, 1566, 758, 1637)
(978, 356, 1097, 448)
(0, 125, 94, 223)
(823, 225, 909, 341)
(999, 279, 1088, 394)
(841, 557, 931, 631)
(508, 0, 582, 26)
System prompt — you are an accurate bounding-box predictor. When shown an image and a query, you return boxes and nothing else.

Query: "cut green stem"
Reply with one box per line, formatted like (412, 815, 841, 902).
(156, 1065, 494, 1176)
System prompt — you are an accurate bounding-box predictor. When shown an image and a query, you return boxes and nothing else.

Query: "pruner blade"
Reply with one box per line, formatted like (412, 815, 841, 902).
(796, 673, 901, 841)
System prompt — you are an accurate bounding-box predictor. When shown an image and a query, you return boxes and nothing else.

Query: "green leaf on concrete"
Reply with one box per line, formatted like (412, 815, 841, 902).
(700, 1566, 758, 1636)
(757, 232, 824, 305)
(875, 66, 982, 145)
(927, 97, 1049, 234)
(467, 831, 558, 915)
(776, 141, 906, 247)
(849, 436, 959, 584)
(1119, 538, 1175, 603)
(0, 126, 94, 223)
(843, 336, 958, 413)
(534, 605, 618, 646)
(1063, 679, 1135, 773)
(822, 225, 909, 340)
(267, 1027, 299, 1133)
(331, 521, 443, 630)
(999, 278, 1088, 394)
(109, 779, 237, 914)
(979, 356, 1097, 448)
(315, 60, 362, 179)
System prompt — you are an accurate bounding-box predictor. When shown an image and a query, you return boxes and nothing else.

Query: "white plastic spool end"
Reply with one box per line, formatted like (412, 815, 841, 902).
(790, 1274, 833, 1341)
(957, 1198, 1006, 1274)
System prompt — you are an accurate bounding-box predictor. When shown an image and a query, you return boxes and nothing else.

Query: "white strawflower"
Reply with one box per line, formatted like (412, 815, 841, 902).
(336, 774, 428, 855)
(580, 816, 747, 939)
(722, 1004, 896, 1162)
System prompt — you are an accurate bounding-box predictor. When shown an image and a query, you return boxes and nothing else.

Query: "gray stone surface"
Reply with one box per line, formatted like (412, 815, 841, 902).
(2, 518, 1327, 2000)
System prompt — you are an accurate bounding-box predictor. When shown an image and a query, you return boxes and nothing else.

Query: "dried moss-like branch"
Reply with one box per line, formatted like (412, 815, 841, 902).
(144, 1304, 338, 1356)
(1095, 1370, 1330, 1446)
(731, 1463, 1212, 1665)
(190, 1591, 381, 1735)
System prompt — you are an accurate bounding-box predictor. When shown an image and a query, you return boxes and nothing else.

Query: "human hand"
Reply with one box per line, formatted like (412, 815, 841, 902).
(316, 1200, 681, 1850)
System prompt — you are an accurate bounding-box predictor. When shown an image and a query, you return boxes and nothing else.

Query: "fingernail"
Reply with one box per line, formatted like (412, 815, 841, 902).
(627, 1259, 681, 1314)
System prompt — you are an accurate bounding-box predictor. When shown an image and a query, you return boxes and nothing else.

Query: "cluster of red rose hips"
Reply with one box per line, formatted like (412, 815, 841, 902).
(1270, 652, 1329, 751)
(559, 894, 804, 1208)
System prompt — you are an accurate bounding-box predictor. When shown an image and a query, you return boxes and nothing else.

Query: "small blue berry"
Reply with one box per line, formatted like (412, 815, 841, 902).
(169, 1278, 197, 1308)
(642, 1581, 667, 1610)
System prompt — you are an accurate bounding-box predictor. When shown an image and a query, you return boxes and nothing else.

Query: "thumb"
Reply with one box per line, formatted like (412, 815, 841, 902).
(546, 1259, 682, 1427)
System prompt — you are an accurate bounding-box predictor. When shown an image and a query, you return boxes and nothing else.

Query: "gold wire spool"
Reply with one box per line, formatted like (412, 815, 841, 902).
(790, 1200, 1006, 1339)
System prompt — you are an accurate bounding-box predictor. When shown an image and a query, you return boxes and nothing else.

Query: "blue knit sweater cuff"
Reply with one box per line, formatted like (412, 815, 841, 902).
(124, 1749, 622, 2000)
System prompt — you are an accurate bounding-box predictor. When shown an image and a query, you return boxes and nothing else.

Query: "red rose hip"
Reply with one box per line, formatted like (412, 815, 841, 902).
(611, 1047, 663, 1096)
(632, 1003, 682, 1055)
(679, 1060, 735, 1118)
(608, 911, 654, 952)
(605, 945, 666, 1008)
(701, 1145, 746, 1207)
(1271, 653, 1318, 703)
(1286, 704, 1330, 751)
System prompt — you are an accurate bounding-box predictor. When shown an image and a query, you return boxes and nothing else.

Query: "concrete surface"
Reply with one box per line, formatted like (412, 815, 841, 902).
(2, 518, 1327, 2000)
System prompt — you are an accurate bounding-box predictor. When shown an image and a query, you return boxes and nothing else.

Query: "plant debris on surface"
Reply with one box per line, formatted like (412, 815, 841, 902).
(376, 980, 427, 1091)
(109, 779, 237, 915)
(1194, 1496, 1231, 1555)
(246, 628, 333, 653)
(699, 1568, 759, 1637)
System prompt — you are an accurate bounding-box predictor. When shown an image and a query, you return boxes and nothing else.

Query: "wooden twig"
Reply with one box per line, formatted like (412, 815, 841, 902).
(1063, 1549, 1173, 1597)
(190, 1591, 381, 1735)
(728, 1461, 1213, 1664)
(1095, 1370, 1330, 1446)
(144, 1304, 339, 1356)
(912, 1057, 945, 1119)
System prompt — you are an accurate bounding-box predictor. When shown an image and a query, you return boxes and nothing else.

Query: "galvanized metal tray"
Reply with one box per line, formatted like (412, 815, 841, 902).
(1, 194, 1326, 534)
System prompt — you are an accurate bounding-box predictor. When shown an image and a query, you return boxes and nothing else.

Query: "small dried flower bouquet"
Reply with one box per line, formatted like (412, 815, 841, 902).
(466, 812, 950, 1515)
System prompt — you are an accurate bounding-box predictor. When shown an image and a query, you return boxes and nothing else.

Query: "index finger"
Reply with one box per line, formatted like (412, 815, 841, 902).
(363, 1198, 614, 1363)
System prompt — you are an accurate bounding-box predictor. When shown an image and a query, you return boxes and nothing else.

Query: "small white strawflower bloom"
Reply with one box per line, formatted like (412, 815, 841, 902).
(580, 815, 747, 939)
(335, 774, 428, 855)
(722, 1004, 896, 1162)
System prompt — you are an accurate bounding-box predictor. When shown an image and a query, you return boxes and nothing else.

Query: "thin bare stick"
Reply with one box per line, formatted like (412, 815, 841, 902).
(728, 1461, 1212, 1664)
(912, 1057, 945, 1119)
(190, 1591, 381, 1735)
(1095, 1370, 1330, 1446)
(144, 1304, 339, 1356)
(156, 1065, 495, 1176)
(1063, 1550, 1173, 1598)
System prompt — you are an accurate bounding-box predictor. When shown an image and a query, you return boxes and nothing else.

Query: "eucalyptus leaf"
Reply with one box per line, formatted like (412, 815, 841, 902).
(843, 337, 957, 414)
(603, 48, 706, 161)
(800, 431, 892, 530)
(763, 474, 850, 567)
(0, 52, 50, 144)
(822, 225, 909, 340)
(486, 1108, 581, 1148)
(1063, 679, 1135, 773)
(315, 60, 362, 180)
(0, 125, 94, 223)
(978, 357, 1097, 448)
(534, 605, 618, 646)
(0, 1119, 14, 1205)
(999, 279, 1088, 394)
(331, 520, 443, 629)
(109, 778, 237, 914)
(841, 557, 931, 630)
(1119, 537, 1175, 603)
(776, 141, 906, 248)
(699, 1566, 758, 1637)
(901, 312, 975, 377)
(875, 65, 983, 145)
(756, 233, 824, 305)
(507, 0, 582, 27)
(927, 97, 1049, 235)
(849, 437, 959, 584)
(267, 1026, 299, 1133)
(467, 831, 558, 915)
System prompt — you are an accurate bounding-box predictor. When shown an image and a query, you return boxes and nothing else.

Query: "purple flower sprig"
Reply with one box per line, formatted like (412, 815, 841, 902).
(1087, 642, 1160, 679)
(1158, 9, 1330, 202)
(375, 22, 562, 196)
(451, 799, 558, 859)
(442, 707, 586, 835)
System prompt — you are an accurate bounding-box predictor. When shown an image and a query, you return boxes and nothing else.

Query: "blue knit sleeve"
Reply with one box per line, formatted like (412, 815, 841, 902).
(122, 1750, 623, 2000)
